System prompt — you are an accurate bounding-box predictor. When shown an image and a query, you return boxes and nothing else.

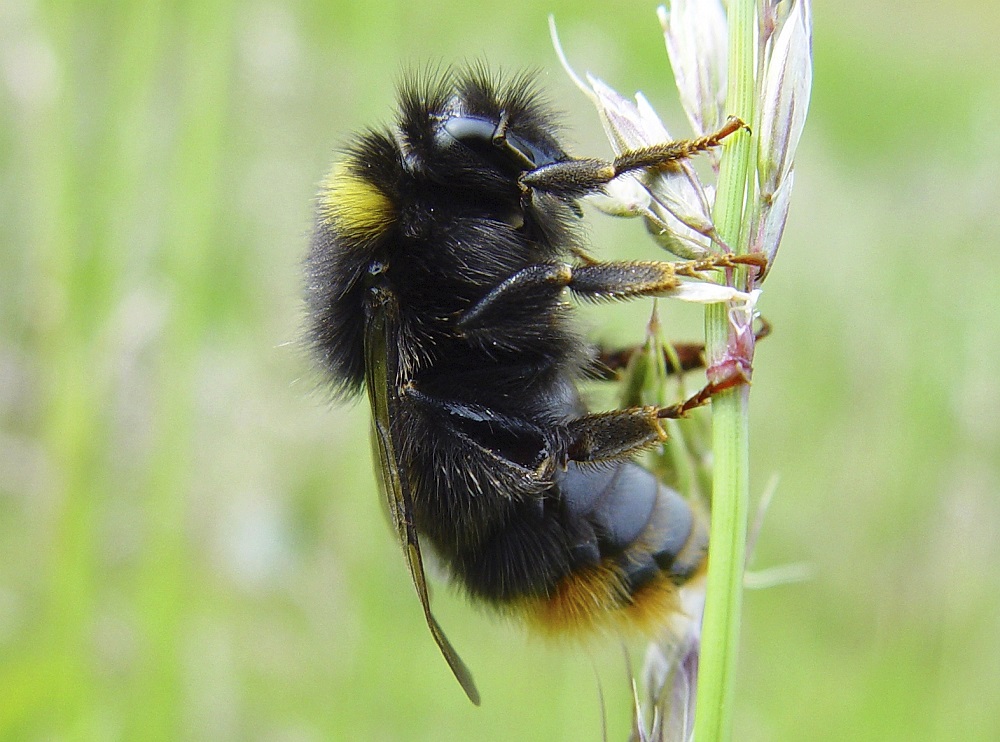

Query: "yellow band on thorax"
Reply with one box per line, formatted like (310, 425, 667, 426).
(318, 162, 395, 240)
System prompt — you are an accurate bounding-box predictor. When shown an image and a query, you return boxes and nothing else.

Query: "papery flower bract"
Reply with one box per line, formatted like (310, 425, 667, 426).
(587, 175, 654, 218)
(587, 77, 721, 254)
(659, 0, 728, 139)
(643, 204, 713, 259)
(669, 282, 754, 305)
(758, 0, 811, 193)
(751, 167, 794, 272)
(755, 0, 812, 264)
(637, 587, 705, 742)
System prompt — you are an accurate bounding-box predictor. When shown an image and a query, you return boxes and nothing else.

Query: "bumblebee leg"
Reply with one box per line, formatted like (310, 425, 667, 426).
(520, 117, 747, 198)
(565, 378, 736, 465)
(564, 254, 765, 300)
(457, 255, 764, 332)
(589, 317, 770, 381)
(589, 342, 706, 381)
(565, 408, 669, 465)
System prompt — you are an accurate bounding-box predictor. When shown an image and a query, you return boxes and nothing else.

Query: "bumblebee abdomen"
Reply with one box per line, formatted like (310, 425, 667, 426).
(452, 460, 707, 637)
(532, 462, 707, 636)
(558, 462, 706, 586)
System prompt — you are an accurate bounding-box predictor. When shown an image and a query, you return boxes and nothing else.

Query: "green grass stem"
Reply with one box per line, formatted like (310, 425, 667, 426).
(693, 0, 757, 739)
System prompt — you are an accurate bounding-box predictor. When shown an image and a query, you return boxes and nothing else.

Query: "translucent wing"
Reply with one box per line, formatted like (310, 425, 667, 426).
(364, 286, 481, 706)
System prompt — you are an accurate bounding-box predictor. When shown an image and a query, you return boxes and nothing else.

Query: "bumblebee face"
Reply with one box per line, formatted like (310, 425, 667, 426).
(436, 112, 563, 177)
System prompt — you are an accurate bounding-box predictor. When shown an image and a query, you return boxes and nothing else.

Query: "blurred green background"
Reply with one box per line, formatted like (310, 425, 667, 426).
(2, 0, 999, 739)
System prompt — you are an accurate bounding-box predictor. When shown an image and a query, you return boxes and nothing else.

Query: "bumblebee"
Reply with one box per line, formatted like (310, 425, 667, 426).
(305, 68, 761, 704)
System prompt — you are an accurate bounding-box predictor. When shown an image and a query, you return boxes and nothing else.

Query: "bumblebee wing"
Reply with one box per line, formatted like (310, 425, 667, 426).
(364, 290, 481, 706)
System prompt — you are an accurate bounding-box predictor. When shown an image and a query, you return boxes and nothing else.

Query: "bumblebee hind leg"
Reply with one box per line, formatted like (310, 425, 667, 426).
(562, 378, 728, 466)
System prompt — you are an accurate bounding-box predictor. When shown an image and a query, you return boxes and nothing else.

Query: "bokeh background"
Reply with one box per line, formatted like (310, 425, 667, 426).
(2, 0, 999, 740)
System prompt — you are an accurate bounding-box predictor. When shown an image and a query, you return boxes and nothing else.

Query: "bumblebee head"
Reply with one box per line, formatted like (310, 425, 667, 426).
(397, 68, 567, 188)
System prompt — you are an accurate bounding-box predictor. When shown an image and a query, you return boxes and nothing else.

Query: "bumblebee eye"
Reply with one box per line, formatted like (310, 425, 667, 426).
(441, 116, 500, 150)
(440, 115, 557, 174)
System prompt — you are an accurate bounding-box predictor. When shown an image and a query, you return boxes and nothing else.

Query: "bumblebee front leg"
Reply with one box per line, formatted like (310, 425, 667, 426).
(456, 255, 765, 332)
(520, 117, 747, 199)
